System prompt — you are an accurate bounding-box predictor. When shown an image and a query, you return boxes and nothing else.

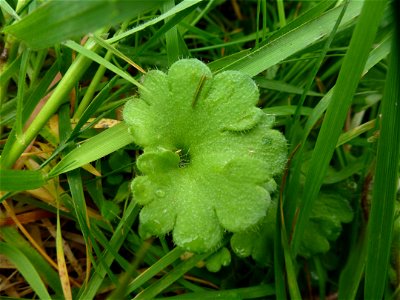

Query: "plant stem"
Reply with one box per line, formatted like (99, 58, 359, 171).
(0, 40, 97, 169)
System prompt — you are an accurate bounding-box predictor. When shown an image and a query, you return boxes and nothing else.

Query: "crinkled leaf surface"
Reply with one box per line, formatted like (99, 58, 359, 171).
(231, 199, 276, 266)
(123, 59, 287, 252)
(299, 193, 353, 257)
(231, 193, 354, 261)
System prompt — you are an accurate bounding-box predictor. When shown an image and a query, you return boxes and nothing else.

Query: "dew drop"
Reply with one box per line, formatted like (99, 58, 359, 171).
(155, 189, 166, 198)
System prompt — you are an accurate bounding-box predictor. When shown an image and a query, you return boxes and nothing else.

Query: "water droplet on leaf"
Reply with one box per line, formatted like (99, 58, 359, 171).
(156, 189, 166, 197)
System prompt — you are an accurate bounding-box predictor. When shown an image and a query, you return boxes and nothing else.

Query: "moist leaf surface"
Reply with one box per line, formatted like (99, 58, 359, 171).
(124, 59, 287, 252)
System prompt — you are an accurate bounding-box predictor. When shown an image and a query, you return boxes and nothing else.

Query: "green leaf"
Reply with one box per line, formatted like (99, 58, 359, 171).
(205, 247, 231, 272)
(298, 193, 353, 258)
(232, 193, 353, 260)
(3, 0, 164, 49)
(0, 242, 52, 299)
(124, 59, 287, 252)
(231, 198, 276, 266)
(49, 122, 134, 177)
(0, 169, 46, 191)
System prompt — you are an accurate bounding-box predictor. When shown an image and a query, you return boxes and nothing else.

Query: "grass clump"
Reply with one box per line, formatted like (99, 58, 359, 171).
(1, 1, 399, 299)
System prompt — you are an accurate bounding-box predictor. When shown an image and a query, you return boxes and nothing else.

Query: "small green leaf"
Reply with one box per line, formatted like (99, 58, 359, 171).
(205, 247, 231, 272)
(231, 200, 276, 266)
(232, 193, 353, 261)
(298, 193, 354, 258)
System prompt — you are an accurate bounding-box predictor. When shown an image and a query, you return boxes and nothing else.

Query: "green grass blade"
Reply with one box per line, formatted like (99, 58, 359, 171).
(0, 226, 63, 297)
(364, 20, 400, 299)
(135, 6, 195, 58)
(0, 0, 21, 21)
(290, 0, 387, 255)
(276, 0, 286, 28)
(3, 0, 163, 49)
(15, 48, 30, 137)
(56, 208, 73, 299)
(338, 229, 368, 300)
(49, 122, 134, 177)
(157, 284, 275, 299)
(263, 106, 313, 117)
(164, 0, 182, 65)
(256, 78, 323, 97)
(63, 40, 145, 90)
(217, 1, 363, 76)
(0, 241, 52, 299)
(0, 43, 96, 169)
(0, 55, 21, 88)
(0, 169, 46, 191)
(78, 200, 139, 299)
(336, 119, 376, 147)
(134, 252, 210, 300)
(90, 33, 145, 74)
(71, 76, 120, 136)
(107, 0, 203, 44)
(126, 247, 185, 294)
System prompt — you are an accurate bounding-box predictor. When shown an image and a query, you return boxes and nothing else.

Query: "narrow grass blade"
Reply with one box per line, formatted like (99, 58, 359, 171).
(276, 0, 286, 27)
(336, 119, 376, 147)
(255, 78, 323, 97)
(135, 6, 195, 58)
(0, 226, 63, 297)
(70, 76, 120, 137)
(217, 1, 363, 76)
(56, 209, 73, 300)
(263, 106, 313, 117)
(163, 0, 182, 65)
(64, 40, 145, 90)
(126, 247, 185, 294)
(290, 0, 387, 256)
(108, 239, 157, 299)
(0, 242, 52, 299)
(0, 0, 21, 21)
(0, 169, 46, 191)
(90, 34, 145, 73)
(49, 122, 134, 177)
(134, 252, 211, 300)
(15, 48, 30, 137)
(3, 0, 163, 49)
(78, 200, 139, 300)
(0, 54, 21, 85)
(338, 229, 368, 300)
(157, 284, 275, 299)
(0, 43, 95, 169)
(364, 19, 400, 299)
(107, 0, 203, 44)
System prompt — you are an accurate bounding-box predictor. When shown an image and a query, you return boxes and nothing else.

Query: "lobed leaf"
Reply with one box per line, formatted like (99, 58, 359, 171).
(124, 59, 287, 252)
